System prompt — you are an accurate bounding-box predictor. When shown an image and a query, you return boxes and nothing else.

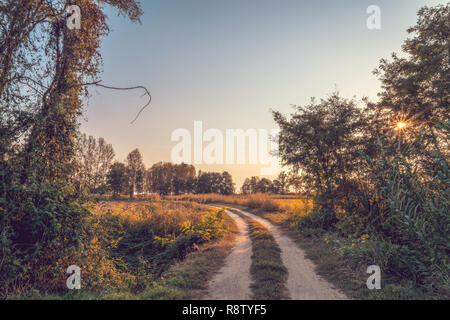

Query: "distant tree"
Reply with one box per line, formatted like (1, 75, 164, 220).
(255, 178, 273, 193)
(241, 176, 260, 194)
(172, 163, 196, 195)
(135, 169, 145, 194)
(241, 178, 252, 194)
(125, 149, 145, 199)
(220, 171, 235, 195)
(145, 164, 233, 195)
(197, 172, 215, 193)
(186, 176, 198, 194)
(272, 171, 289, 194)
(145, 168, 154, 194)
(74, 134, 115, 193)
(148, 162, 174, 195)
(196, 171, 227, 194)
(107, 162, 127, 198)
(95, 138, 116, 193)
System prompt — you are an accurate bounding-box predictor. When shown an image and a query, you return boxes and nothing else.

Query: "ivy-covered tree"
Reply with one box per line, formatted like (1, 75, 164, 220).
(0, 0, 143, 297)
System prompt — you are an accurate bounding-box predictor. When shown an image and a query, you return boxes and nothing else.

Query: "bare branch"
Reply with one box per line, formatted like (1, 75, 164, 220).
(81, 81, 152, 124)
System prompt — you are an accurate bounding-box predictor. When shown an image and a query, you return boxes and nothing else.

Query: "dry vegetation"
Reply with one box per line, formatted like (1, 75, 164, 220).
(167, 193, 311, 213)
(15, 200, 233, 299)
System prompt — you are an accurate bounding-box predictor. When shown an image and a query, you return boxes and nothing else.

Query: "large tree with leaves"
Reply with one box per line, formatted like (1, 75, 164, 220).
(374, 4, 449, 155)
(273, 93, 366, 208)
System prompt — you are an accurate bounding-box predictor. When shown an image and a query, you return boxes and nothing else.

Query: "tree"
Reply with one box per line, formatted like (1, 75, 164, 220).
(107, 162, 127, 198)
(74, 134, 115, 193)
(135, 168, 145, 194)
(172, 163, 196, 195)
(125, 149, 145, 199)
(288, 175, 304, 194)
(0, 0, 143, 296)
(148, 162, 174, 195)
(273, 93, 365, 208)
(241, 178, 252, 194)
(241, 176, 260, 194)
(272, 171, 289, 194)
(185, 176, 198, 194)
(374, 4, 449, 155)
(197, 172, 216, 193)
(146, 162, 199, 195)
(95, 137, 116, 192)
(220, 171, 235, 195)
(195, 171, 232, 194)
(255, 178, 273, 193)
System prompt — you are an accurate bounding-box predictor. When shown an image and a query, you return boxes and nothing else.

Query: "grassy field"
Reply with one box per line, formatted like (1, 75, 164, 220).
(168, 193, 311, 212)
(16, 200, 236, 300)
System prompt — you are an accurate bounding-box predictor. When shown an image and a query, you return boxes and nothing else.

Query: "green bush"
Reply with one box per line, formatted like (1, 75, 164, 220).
(295, 207, 337, 237)
(0, 173, 89, 297)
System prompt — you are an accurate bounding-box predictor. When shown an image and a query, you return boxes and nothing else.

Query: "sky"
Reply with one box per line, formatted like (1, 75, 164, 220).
(80, 0, 445, 188)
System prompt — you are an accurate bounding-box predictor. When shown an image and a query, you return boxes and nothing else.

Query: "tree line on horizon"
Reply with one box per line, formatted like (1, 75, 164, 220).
(73, 134, 295, 198)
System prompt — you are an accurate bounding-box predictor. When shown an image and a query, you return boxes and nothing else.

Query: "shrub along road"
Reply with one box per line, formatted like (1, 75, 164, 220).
(206, 207, 347, 300)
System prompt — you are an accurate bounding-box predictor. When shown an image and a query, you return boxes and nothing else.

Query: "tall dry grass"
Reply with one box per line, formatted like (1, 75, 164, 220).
(167, 193, 311, 213)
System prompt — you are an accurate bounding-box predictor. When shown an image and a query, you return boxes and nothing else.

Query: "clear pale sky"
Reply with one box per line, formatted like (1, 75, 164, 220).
(80, 0, 445, 188)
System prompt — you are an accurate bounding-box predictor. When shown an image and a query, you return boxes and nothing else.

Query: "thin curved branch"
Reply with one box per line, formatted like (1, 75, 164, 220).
(15, 77, 152, 124)
(81, 81, 152, 124)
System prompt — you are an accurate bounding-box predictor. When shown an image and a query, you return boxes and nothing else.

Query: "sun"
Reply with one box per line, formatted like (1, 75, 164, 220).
(395, 121, 407, 130)
(389, 115, 413, 139)
(382, 114, 413, 139)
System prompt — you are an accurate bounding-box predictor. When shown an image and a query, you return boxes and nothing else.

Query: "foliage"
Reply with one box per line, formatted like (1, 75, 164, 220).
(374, 4, 449, 153)
(125, 149, 145, 199)
(0, 0, 143, 298)
(89, 201, 227, 293)
(273, 93, 366, 209)
(107, 162, 128, 198)
(241, 172, 290, 194)
(273, 4, 449, 298)
(145, 163, 235, 196)
(73, 134, 115, 194)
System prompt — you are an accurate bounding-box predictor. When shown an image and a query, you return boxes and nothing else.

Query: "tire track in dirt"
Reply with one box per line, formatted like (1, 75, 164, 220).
(205, 210, 252, 300)
(232, 208, 347, 300)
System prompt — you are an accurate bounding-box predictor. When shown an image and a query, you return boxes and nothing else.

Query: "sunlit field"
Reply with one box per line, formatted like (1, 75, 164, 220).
(7, 200, 230, 299)
(167, 193, 312, 213)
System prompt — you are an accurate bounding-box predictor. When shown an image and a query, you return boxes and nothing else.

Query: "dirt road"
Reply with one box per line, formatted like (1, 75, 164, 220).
(232, 208, 347, 300)
(205, 210, 252, 299)
(205, 207, 347, 300)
